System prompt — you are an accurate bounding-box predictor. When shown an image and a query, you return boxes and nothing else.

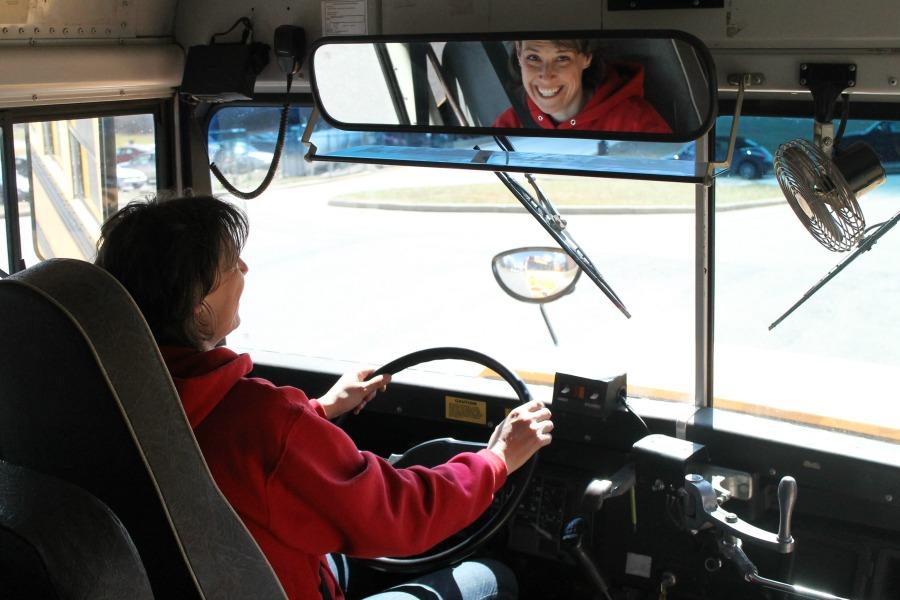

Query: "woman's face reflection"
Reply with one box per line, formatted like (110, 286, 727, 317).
(517, 40, 592, 123)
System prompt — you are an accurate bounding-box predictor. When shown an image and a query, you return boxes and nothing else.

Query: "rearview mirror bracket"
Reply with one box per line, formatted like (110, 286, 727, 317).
(706, 73, 761, 183)
(301, 105, 320, 161)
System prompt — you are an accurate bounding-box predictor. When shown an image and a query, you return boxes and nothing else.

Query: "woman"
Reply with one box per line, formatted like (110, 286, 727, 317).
(94, 195, 553, 600)
(493, 39, 672, 133)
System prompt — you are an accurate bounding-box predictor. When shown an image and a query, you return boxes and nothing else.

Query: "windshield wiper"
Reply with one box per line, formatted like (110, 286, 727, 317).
(769, 209, 900, 330)
(481, 136, 631, 319)
(493, 136, 569, 233)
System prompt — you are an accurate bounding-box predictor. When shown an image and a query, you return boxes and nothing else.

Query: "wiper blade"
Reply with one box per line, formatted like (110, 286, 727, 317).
(485, 137, 630, 318)
(770, 209, 900, 330)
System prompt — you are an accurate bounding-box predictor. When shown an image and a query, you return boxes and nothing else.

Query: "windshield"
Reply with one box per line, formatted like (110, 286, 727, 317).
(209, 107, 900, 443)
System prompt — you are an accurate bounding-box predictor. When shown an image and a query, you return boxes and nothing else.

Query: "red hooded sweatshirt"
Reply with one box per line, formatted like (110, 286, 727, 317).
(493, 62, 672, 133)
(161, 346, 508, 600)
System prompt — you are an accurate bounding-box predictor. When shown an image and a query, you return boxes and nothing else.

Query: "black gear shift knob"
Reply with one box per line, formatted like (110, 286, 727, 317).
(777, 476, 798, 544)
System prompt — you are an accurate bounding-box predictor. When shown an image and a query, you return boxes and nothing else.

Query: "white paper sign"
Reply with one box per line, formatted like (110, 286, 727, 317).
(322, 0, 368, 36)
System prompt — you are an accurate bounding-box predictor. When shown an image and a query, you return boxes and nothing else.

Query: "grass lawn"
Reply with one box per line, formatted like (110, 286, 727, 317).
(116, 133, 155, 147)
(332, 177, 784, 208)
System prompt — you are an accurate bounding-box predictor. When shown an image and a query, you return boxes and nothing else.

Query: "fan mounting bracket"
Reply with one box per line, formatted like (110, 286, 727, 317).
(799, 63, 856, 123)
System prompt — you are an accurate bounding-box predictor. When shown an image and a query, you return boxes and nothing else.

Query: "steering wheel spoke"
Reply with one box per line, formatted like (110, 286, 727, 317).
(389, 438, 487, 469)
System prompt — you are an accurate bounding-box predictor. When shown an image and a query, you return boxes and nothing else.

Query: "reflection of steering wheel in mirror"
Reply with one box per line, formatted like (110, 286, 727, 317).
(336, 347, 538, 574)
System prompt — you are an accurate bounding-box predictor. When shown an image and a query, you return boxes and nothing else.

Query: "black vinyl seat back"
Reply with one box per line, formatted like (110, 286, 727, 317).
(0, 259, 287, 600)
(0, 459, 153, 600)
(441, 41, 513, 127)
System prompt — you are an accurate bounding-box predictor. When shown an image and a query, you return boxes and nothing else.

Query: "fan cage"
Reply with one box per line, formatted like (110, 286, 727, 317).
(775, 139, 865, 252)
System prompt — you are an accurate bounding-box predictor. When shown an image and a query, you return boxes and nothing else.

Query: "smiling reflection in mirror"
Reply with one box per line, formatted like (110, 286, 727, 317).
(495, 39, 673, 133)
(310, 32, 716, 141)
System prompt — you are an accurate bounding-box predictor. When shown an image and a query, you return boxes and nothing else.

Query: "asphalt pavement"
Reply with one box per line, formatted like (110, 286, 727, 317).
(228, 165, 900, 436)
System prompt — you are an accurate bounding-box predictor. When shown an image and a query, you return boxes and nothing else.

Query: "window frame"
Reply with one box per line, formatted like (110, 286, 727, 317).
(0, 98, 175, 274)
(710, 98, 900, 439)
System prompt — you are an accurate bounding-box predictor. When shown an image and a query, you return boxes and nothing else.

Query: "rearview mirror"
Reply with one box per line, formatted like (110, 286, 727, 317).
(492, 247, 581, 304)
(310, 30, 716, 142)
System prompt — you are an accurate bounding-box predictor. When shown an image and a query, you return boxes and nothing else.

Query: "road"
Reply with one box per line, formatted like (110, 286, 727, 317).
(227, 165, 900, 435)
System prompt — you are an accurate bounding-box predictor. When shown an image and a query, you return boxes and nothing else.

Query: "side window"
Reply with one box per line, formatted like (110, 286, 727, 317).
(207, 106, 372, 193)
(17, 114, 156, 266)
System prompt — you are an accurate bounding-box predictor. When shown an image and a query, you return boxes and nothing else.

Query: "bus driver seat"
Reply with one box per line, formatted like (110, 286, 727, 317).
(0, 259, 288, 600)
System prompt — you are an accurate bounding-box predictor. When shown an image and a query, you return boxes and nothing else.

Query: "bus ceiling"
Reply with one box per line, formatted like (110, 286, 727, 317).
(1, 1, 900, 105)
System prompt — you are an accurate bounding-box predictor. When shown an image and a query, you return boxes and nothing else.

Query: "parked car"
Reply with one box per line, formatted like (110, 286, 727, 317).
(119, 152, 156, 186)
(838, 120, 900, 168)
(0, 172, 30, 199)
(210, 140, 274, 174)
(116, 164, 148, 190)
(0, 157, 31, 199)
(673, 136, 773, 179)
(116, 144, 154, 164)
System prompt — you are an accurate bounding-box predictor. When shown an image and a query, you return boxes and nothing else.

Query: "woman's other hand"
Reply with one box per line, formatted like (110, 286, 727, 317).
(486, 399, 553, 474)
(318, 369, 391, 419)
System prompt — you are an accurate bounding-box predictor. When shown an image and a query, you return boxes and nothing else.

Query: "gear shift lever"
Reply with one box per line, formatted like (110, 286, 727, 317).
(683, 473, 795, 553)
(681, 474, 850, 600)
(777, 476, 797, 545)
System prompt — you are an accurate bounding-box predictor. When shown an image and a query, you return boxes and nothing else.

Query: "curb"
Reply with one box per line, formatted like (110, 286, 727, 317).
(328, 197, 786, 214)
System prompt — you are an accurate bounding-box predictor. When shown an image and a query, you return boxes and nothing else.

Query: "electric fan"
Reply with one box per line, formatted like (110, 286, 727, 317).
(774, 138, 866, 252)
(770, 132, 892, 328)
(768, 66, 891, 329)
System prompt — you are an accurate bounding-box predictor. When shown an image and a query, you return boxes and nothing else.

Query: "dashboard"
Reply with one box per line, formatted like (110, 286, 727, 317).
(252, 361, 898, 600)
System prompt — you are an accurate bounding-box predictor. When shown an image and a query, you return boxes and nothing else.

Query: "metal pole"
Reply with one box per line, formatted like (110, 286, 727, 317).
(1, 119, 23, 274)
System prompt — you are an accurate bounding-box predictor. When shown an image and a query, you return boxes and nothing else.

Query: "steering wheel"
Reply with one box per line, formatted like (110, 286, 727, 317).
(337, 347, 538, 573)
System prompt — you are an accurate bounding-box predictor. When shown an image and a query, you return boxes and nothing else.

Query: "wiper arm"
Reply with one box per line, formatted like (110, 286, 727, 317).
(525, 172, 567, 232)
(484, 137, 630, 318)
(770, 209, 900, 330)
(494, 136, 567, 232)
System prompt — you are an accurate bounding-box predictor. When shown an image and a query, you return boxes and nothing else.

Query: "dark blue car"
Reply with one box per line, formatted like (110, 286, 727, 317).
(838, 121, 900, 170)
(674, 136, 773, 179)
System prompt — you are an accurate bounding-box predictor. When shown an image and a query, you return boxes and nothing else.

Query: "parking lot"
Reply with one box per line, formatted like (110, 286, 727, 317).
(227, 164, 900, 434)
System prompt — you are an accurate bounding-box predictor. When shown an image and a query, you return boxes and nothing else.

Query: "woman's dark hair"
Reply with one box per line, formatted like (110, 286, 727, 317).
(507, 39, 607, 92)
(95, 195, 249, 348)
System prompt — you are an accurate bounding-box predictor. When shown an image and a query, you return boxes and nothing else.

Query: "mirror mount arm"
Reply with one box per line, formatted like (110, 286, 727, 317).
(705, 74, 755, 184)
(539, 304, 559, 346)
(302, 106, 320, 162)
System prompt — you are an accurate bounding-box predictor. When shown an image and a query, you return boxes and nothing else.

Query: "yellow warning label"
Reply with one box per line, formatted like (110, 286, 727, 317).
(445, 396, 487, 425)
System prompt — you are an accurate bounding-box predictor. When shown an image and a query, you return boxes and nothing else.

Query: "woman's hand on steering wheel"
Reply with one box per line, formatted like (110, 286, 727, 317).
(486, 400, 553, 474)
(318, 369, 391, 419)
(342, 347, 545, 572)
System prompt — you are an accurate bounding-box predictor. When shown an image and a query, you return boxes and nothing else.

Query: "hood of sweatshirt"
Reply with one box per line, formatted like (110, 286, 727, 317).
(161, 346, 253, 428)
(525, 62, 649, 129)
(575, 63, 646, 123)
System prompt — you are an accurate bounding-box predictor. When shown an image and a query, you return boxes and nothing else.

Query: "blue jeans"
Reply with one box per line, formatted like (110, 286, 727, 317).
(327, 554, 518, 600)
